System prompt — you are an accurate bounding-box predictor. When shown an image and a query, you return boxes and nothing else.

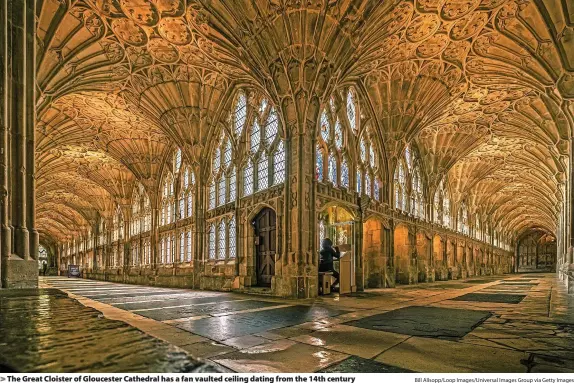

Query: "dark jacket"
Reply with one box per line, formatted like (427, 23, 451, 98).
(319, 239, 340, 266)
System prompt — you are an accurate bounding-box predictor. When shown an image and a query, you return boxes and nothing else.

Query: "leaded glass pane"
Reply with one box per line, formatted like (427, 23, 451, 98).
(187, 192, 192, 217)
(184, 168, 189, 188)
(328, 155, 337, 185)
(360, 138, 366, 163)
(374, 179, 380, 201)
(273, 141, 285, 185)
(224, 139, 232, 168)
(365, 174, 371, 196)
(334, 119, 343, 148)
(316, 145, 323, 181)
(186, 230, 192, 261)
(265, 108, 278, 145)
(208, 224, 215, 259)
(257, 155, 269, 191)
(356, 169, 361, 193)
(251, 120, 260, 153)
(405, 145, 412, 169)
(369, 144, 375, 168)
(228, 217, 236, 258)
(229, 167, 236, 202)
(244, 161, 254, 196)
(179, 197, 184, 219)
(209, 181, 216, 210)
(234, 92, 247, 136)
(347, 89, 357, 132)
(213, 147, 220, 172)
(180, 232, 185, 262)
(320, 111, 329, 142)
(218, 220, 226, 260)
(341, 159, 349, 188)
(218, 176, 226, 206)
(174, 149, 182, 172)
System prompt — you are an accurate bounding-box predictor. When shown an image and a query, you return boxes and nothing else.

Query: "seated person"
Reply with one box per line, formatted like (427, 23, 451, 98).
(319, 238, 340, 287)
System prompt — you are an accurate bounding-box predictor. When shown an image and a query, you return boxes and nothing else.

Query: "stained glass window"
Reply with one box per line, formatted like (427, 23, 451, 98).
(374, 179, 380, 201)
(328, 155, 337, 185)
(316, 145, 323, 181)
(360, 138, 367, 163)
(179, 197, 184, 219)
(341, 160, 349, 188)
(365, 174, 371, 196)
(369, 144, 375, 168)
(356, 169, 362, 193)
(320, 111, 330, 142)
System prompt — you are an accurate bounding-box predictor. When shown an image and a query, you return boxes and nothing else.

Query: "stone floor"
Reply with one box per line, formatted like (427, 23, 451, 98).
(4, 273, 571, 373)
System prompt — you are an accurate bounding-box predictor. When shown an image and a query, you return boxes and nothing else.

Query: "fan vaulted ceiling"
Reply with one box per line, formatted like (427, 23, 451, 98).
(36, 0, 573, 242)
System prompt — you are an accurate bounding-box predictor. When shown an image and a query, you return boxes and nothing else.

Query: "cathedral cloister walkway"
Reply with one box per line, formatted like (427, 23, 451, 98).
(2, 274, 572, 373)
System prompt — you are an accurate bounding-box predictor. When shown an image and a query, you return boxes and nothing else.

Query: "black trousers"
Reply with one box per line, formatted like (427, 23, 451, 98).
(319, 263, 339, 286)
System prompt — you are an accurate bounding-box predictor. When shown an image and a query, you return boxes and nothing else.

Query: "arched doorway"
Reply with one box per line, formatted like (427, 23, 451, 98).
(253, 208, 277, 287)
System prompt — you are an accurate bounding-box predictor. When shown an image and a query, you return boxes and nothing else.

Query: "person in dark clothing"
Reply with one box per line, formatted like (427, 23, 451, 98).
(319, 238, 340, 287)
(42, 261, 48, 276)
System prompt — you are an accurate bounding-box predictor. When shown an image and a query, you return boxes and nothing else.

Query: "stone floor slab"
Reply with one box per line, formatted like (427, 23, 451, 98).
(451, 293, 526, 304)
(346, 306, 491, 339)
(0, 289, 219, 372)
(319, 356, 412, 373)
(211, 339, 349, 373)
(291, 324, 409, 358)
(375, 337, 528, 372)
(177, 305, 348, 341)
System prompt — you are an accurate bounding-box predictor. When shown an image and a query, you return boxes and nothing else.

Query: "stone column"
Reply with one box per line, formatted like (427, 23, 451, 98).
(1, 0, 37, 288)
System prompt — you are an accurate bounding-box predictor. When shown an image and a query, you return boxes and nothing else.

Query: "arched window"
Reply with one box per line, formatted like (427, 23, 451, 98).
(233, 91, 247, 137)
(131, 188, 140, 236)
(459, 201, 468, 235)
(209, 132, 235, 209)
(179, 166, 194, 219)
(434, 178, 451, 228)
(243, 99, 285, 196)
(394, 161, 406, 211)
(475, 215, 481, 240)
(208, 224, 216, 259)
(207, 216, 237, 261)
(358, 132, 379, 198)
(174, 148, 182, 174)
(161, 173, 175, 226)
(112, 206, 124, 242)
(411, 166, 424, 219)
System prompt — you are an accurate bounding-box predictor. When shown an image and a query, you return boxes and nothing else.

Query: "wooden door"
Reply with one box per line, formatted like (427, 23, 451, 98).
(254, 208, 276, 287)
